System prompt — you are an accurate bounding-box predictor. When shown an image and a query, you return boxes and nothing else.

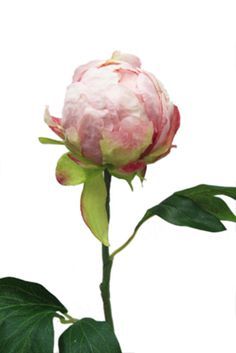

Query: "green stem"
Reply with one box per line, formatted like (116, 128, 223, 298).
(56, 313, 78, 324)
(110, 229, 137, 259)
(100, 170, 114, 330)
(110, 219, 143, 259)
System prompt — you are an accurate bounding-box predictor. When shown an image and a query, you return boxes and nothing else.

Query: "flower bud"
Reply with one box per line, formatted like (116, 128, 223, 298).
(45, 51, 180, 180)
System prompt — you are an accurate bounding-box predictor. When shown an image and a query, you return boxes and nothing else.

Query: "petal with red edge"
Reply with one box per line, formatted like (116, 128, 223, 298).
(144, 105, 180, 164)
(44, 106, 65, 139)
(120, 160, 146, 174)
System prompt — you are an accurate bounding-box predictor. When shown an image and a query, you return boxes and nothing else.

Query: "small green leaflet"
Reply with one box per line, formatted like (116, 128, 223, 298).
(39, 137, 64, 145)
(0, 277, 67, 353)
(56, 153, 101, 186)
(134, 184, 236, 235)
(81, 173, 109, 245)
(59, 318, 122, 353)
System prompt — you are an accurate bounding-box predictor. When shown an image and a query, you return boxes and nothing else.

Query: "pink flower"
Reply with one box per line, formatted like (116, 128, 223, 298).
(45, 51, 180, 178)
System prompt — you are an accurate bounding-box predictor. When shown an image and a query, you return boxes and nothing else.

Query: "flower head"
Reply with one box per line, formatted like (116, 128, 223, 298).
(44, 51, 180, 181)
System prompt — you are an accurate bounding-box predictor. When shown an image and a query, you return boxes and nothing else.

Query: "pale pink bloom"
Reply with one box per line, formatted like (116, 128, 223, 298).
(45, 51, 180, 176)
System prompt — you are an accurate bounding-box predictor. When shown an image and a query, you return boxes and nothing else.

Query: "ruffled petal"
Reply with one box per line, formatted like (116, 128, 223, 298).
(99, 85, 153, 166)
(111, 51, 141, 68)
(143, 105, 180, 163)
(137, 71, 168, 134)
(72, 60, 101, 82)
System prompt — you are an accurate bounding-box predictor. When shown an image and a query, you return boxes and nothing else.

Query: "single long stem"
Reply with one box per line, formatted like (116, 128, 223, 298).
(100, 170, 114, 330)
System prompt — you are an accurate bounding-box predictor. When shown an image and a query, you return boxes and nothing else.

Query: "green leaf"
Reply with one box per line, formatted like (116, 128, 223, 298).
(39, 137, 64, 145)
(59, 318, 122, 353)
(111, 184, 236, 258)
(134, 184, 236, 235)
(176, 184, 236, 222)
(185, 195, 236, 222)
(81, 173, 109, 245)
(0, 277, 67, 353)
(138, 194, 226, 232)
(176, 184, 236, 199)
(56, 153, 101, 186)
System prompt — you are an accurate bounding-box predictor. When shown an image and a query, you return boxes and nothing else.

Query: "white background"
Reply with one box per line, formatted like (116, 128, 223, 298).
(0, 0, 236, 352)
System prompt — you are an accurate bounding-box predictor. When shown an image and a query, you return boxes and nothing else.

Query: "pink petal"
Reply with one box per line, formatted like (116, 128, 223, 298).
(143, 105, 180, 163)
(72, 60, 101, 82)
(44, 106, 65, 139)
(111, 51, 141, 68)
(118, 68, 139, 91)
(137, 72, 166, 133)
(164, 104, 180, 146)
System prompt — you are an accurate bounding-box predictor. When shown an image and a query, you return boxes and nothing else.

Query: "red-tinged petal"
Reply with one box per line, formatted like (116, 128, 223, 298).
(44, 106, 65, 139)
(166, 104, 181, 145)
(120, 160, 146, 174)
(144, 105, 180, 164)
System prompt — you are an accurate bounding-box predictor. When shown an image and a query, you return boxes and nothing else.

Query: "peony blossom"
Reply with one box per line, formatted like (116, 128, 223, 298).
(44, 51, 180, 180)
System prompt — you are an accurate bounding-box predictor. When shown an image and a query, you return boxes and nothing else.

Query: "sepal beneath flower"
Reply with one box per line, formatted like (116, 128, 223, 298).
(39, 137, 65, 145)
(56, 153, 101, 186)
(136, 165, 147, 184)
(109, 168, 135, 190)
(109, 161, 147, 190)
(81, 173, 109, 245)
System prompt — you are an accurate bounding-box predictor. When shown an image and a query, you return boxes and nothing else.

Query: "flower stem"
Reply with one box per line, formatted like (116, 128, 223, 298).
(99, 170, 114, 330)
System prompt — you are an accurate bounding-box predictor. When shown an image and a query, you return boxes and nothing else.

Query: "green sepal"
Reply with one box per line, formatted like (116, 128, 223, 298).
(39, 137, 64, 145)
(81, 172, 109, 245)
(109, 167, 135, 190)
(56, 153, 101, 186)
(59, 318, 122, 353)
(108, 164, 147, 190)
(0, 277, 67, 353)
